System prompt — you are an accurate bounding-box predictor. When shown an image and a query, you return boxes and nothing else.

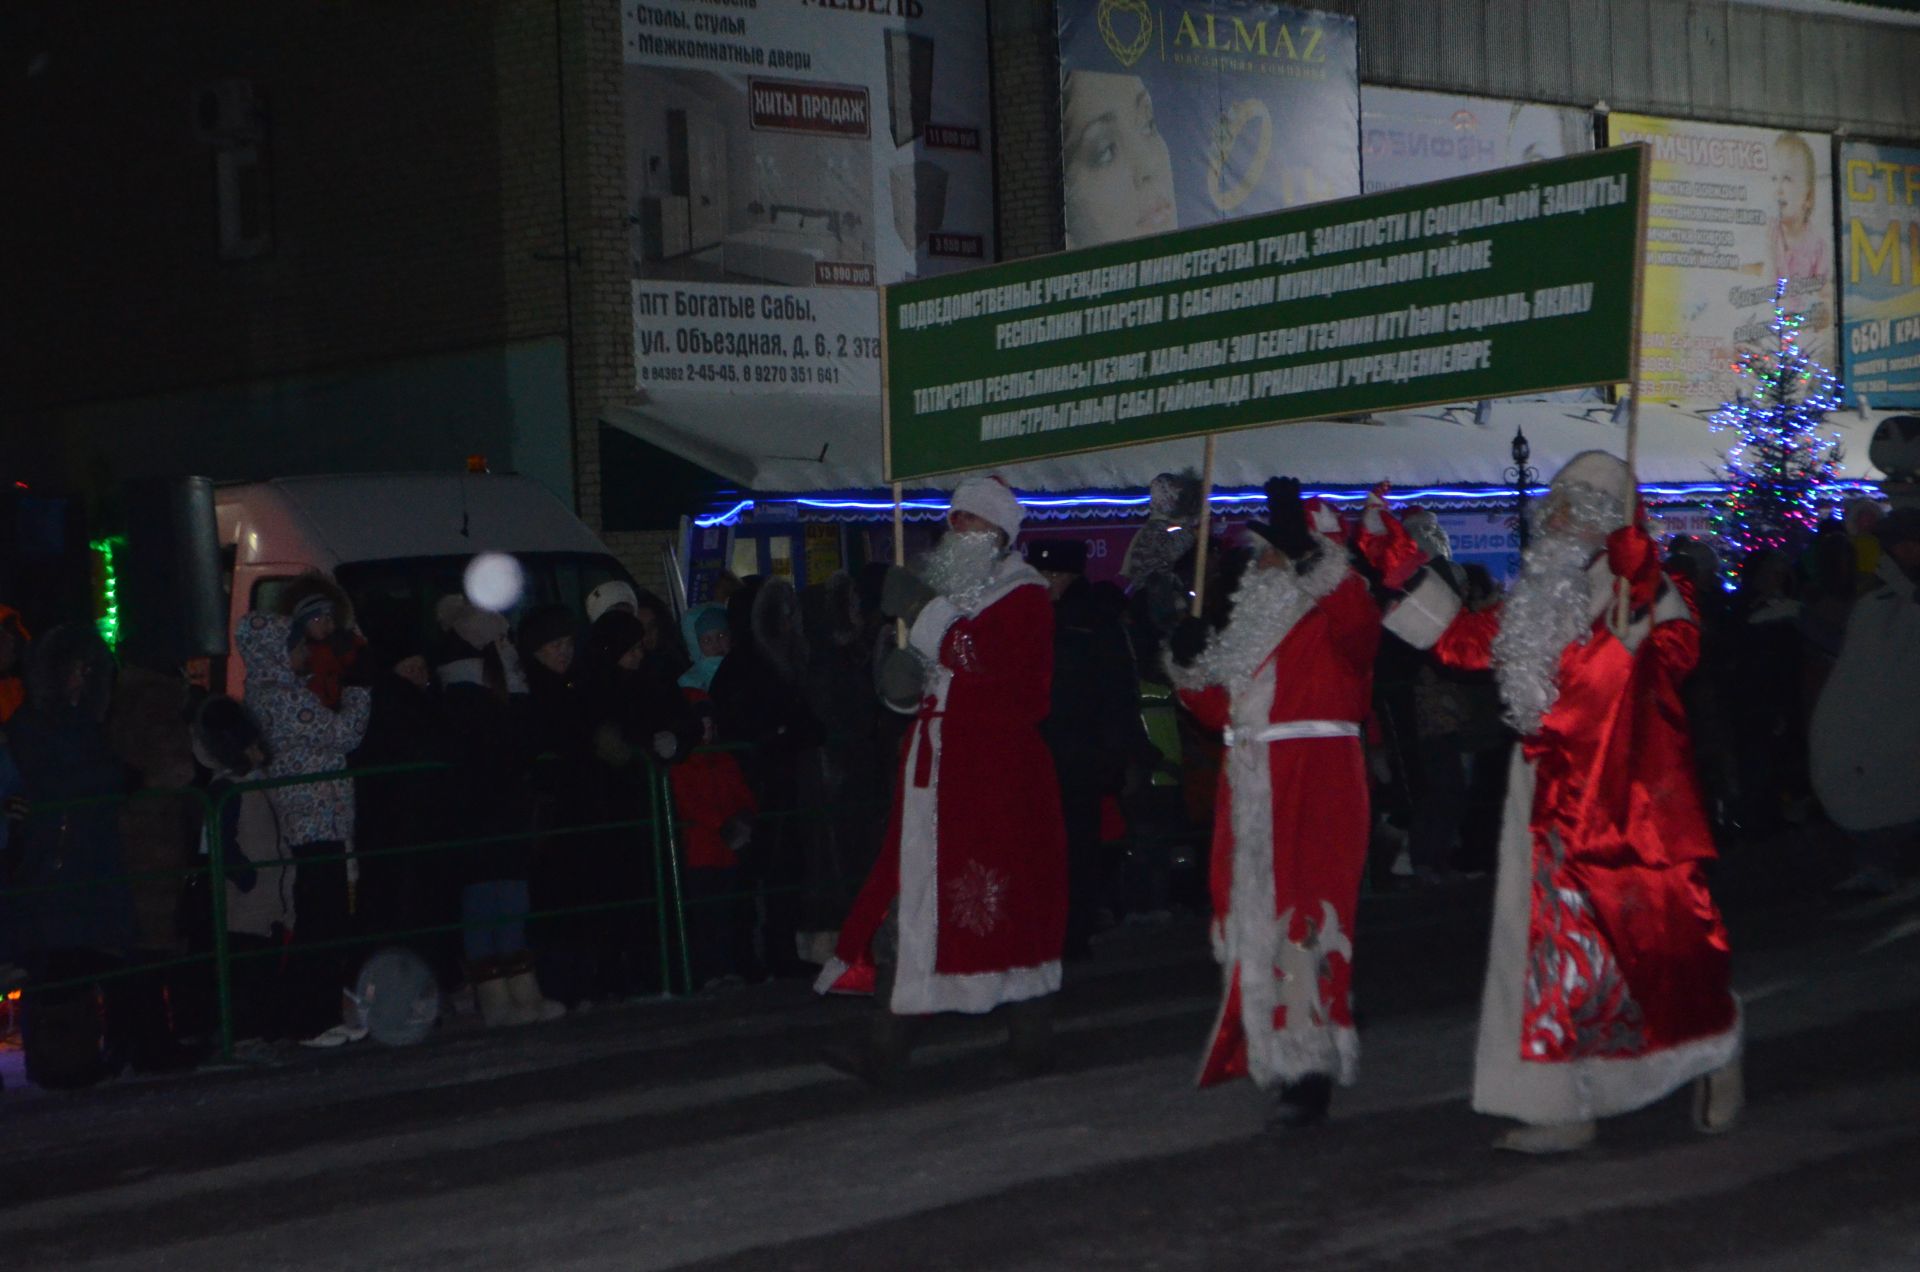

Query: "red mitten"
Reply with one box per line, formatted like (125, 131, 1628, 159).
(1606, 524, 1661, 611)
(1356, 484, 1428, 590)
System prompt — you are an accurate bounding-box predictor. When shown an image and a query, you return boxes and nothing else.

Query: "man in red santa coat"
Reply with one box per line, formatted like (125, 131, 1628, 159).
(817, 475, 1067, 1083)
(1370, 450, 1743, 1153)
(1165, 477, 1385, 1128)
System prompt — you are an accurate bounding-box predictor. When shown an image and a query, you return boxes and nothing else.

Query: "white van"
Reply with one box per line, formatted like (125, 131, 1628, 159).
(213, 472, 633, 695)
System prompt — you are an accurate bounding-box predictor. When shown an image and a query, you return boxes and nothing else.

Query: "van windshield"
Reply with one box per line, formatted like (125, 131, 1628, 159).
(333, 551, 633, 648)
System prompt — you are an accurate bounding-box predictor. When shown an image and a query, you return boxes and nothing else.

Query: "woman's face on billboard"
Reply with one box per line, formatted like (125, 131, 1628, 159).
(1063, 71, 1176, 247)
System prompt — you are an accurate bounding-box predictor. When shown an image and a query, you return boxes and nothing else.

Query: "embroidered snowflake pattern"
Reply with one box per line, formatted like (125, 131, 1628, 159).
(946, 861, 1007, 937)
(1272, 901, 1353, 1032)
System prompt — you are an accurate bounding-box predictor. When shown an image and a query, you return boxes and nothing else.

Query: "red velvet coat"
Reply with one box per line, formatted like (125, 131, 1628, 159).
(817, 556, 1067, 1014)
(1171, 548, 1379, 1090)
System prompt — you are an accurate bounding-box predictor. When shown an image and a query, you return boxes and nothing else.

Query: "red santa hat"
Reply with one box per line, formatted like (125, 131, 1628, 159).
(949, 475, 1026, 541)
(1301, 497, 1344, 539)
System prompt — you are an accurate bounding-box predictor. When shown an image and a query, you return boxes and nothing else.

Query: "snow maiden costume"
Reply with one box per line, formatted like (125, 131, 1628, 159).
(1167, 479, 1385, 1127)
(1366, 451, 1743, 1152)
(818, 476, 1067, 1082)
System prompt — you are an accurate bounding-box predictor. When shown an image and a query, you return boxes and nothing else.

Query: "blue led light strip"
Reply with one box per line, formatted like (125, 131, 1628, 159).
(694, 479, 1884, 527)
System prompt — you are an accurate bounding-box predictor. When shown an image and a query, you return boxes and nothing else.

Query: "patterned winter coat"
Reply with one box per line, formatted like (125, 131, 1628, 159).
(237, 613, 370, 847)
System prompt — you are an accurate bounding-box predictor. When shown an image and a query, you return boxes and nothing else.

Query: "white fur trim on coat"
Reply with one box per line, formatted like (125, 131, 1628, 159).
(1167, 545, 1349, 691)
(1383, 568, 1462, 651)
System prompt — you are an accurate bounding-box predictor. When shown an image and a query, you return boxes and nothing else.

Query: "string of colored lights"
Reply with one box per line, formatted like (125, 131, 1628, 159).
(1707, 279, 1846, 560)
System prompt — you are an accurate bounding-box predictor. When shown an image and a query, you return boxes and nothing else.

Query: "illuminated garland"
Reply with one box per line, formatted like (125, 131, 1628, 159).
(89, 535, 125, 650)
(1707, 279, 1844, 565)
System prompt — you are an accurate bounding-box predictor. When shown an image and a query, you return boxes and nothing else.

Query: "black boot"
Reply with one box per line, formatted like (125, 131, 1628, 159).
(821, 961, 915, 1087)
(1003, 995, 1057, 1078)
(1268, 1073, 1333, 1129)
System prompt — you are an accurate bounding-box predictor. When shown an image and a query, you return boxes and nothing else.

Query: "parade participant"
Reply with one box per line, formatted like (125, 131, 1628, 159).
(817, 476, 1066, 1083)
(1026, 537, 1152, 959)
(1370, 451, 1743, 1153)
(1166, 477, 1384, 1128)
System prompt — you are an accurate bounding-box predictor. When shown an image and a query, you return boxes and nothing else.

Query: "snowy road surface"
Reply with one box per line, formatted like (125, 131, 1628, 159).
(1, 869, 1916, 1270)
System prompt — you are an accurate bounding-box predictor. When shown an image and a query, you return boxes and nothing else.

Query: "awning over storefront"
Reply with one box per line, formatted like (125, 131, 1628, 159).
(606, 389, 1895, 502)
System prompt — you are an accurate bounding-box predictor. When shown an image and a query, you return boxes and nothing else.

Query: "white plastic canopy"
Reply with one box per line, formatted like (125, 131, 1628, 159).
(606, 388, 1892, 495)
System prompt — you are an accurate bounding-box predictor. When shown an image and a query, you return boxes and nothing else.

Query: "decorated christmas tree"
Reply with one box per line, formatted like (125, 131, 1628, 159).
(1708, 278, 1845, 562)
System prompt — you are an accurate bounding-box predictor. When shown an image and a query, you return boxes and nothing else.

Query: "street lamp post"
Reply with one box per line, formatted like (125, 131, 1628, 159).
(1504, 425, 1538, 552)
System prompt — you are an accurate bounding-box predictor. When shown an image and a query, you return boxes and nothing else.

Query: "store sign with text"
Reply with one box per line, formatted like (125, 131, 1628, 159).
(622, 0, 993, 398)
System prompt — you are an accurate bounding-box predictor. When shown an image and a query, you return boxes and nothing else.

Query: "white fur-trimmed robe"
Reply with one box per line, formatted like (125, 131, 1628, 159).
(1170, 548, 1381, 1089)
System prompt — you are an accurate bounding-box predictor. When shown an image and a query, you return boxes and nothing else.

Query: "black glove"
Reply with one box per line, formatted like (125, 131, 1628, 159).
(1262, 476, 1315, 558)
(880, 566, 938, 624)
(877, 647, 927, 711)
(1168, 616, 1211, 668)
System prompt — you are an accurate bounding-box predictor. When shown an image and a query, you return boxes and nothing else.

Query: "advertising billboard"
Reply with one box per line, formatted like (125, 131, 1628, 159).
(622, 0, 994, 398)
(1608, 112, 1837, 402)
(1361, 87, 1591, 194)
(1840, 140, 1920, 407)
(1055, 0, 1358, 250)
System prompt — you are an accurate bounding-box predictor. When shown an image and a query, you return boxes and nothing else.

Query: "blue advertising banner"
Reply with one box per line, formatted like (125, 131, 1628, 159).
(1840, 140, 1920, 408)
(1056, 0, 1358, 250)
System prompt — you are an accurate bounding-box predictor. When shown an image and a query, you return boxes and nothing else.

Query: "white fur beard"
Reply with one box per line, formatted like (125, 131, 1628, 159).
(1490, 530, 1598, 735)
(920, 531, 1005, 603)
(1167, 545, 1347, 690)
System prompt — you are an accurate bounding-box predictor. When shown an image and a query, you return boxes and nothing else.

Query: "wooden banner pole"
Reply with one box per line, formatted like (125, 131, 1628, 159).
(1190, 435, 1217, 619)
(1611, 143, 1651, 638)
(893, 481, 909, 645)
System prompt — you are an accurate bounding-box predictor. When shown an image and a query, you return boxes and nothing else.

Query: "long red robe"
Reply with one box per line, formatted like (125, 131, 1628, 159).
(1170, 547, 1379, 1090)
(1385, 561, 1739, 1123)
(816, 555, 1067, 1013)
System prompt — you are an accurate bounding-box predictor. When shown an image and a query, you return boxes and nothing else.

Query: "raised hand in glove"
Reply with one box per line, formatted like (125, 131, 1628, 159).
(880, 565, 938, 624)
(1168, 615, 1211, 669)
(877, 647, 927, 712)
(1261, 475, 1315, 559)
(1606, 523, 1662, 612)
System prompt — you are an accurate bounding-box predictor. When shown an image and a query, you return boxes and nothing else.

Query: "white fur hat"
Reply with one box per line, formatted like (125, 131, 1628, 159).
(949, 476, 1025, 541)
(1548, 450, 1632, 505)
(585, 580, 639, 625)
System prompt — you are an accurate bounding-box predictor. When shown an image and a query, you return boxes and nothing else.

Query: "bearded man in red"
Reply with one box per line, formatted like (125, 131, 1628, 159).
(1373, 450, 1742, 1153)
(1167, 478, 1384, 1129)
(818, 476, 1067, 1083)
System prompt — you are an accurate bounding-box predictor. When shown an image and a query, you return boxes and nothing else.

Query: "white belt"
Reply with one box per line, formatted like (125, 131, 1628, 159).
(1222, 720, 1361, 747)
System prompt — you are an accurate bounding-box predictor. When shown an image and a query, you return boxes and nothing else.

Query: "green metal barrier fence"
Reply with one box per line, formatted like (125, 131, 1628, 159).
(2, 757, 707, 1065)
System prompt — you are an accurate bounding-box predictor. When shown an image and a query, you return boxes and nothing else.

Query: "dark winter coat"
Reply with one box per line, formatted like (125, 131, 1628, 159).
(438, 679, 540, 886)
(1043, 577, 1150, 800)
(107, 664, 200, 950)
(6, 623, 136, 954)
(350, 671, 455, 936)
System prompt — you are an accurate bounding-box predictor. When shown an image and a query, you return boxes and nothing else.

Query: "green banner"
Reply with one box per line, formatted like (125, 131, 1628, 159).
(884, 144, 1647, 481)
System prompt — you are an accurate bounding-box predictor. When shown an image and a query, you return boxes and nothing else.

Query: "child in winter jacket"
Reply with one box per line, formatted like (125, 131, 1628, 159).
(669, 687, 757, 990)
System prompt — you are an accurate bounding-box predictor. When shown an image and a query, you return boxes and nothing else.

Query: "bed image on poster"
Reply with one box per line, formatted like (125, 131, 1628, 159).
(1840, 141, 1920, 408)
(623, 1, 992, 398)
(1608, 112, 1837, 403)
(1055, 0, 1358, 251)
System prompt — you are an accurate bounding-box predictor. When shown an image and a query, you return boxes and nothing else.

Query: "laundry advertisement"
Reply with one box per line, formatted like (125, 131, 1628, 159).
(1055, 0, 1358, 251)
(1361, 88, 1591, 194)
(1839, 140, 1920, 408)
(1607, 112, 1837, 403)
(623, 0, 993, 397)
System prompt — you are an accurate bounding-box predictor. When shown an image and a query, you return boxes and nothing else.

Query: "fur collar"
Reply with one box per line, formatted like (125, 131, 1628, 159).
(1167, 543, 1348, 691)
